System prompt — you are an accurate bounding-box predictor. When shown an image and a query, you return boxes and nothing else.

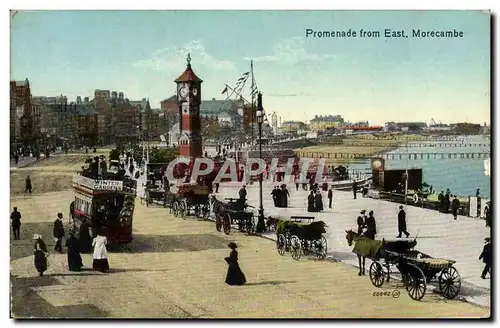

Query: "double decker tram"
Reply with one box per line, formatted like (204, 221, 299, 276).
(71, 174, 137, 245)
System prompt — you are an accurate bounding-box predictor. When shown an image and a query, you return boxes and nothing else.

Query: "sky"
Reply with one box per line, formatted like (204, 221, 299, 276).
(10, 10, 491, 125)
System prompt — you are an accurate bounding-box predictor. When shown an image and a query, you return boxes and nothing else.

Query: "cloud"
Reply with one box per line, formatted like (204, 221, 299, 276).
(133, 40, 237, 72)
(245, 37, 335, 64)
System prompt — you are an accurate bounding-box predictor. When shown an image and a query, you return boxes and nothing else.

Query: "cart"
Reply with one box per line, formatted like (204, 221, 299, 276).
(171, 184, 211, 220)
(275, 217, 328, 260)
(367, 240, 461, 301)
(212, 197, 256, 235)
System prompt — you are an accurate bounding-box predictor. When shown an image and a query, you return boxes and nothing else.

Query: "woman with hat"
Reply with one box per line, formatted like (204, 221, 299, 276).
(32, 234, 49, 276)
(224, 242, 246, 286)
(66, 231, 83, 272)
(479, 237, 491, 279)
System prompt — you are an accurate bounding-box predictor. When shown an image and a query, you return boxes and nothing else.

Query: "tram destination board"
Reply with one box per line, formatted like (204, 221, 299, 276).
(73, 175, 124, 191)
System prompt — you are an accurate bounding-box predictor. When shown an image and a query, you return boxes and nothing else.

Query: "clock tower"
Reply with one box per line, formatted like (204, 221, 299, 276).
(174, 53, 203, 158)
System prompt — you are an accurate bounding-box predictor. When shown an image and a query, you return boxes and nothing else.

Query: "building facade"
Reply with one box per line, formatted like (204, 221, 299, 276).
(10, 79, 37, 146)
(309, 115, 344, 132)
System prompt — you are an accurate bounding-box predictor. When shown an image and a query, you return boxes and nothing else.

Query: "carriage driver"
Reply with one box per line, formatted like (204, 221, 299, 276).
(237, 185, 247, 209)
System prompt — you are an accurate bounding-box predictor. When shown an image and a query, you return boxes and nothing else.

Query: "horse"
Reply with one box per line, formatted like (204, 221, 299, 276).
(345, 229, 366, 276)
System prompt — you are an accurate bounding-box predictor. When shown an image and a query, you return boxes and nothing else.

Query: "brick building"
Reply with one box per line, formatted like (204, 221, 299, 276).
(10, 79, 38, 147)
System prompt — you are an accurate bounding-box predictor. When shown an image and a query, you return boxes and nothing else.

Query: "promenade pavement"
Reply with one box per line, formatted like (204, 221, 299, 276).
(10, 190, 488, 318)
(213, 181, 492, 308)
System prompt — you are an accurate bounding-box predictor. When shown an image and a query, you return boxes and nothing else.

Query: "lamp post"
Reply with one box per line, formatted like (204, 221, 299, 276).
(255, 92, 266, 233)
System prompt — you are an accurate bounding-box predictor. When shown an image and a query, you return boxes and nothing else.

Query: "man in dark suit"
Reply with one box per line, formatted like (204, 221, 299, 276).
(397, 205, 410, 238)
(327, 187, 333, 209)
(53, 213, 65, 253)
(10, 207, 21, 240)
(352, 180, 358, 199)
(479, 237, 491, 279)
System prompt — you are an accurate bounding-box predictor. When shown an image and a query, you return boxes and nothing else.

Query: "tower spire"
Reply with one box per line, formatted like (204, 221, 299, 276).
(187, 53, 191, 67)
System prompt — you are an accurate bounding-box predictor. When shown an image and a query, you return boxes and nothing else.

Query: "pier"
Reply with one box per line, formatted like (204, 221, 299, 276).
(294, 151, 491, 160)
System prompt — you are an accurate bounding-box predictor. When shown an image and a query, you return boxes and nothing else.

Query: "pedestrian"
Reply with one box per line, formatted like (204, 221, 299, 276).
(14, 153, 19, 165)
(11, 207, 21, 240)
(92, 229, 110, 273)
(214, 182, 220, 193)
(238, 185, 247, 208)
(444, 190, 451, 214)
(352, 180, 358, 199)
(32, 234, 49, 276)
(485, 202, 491, 228)
(365, 211, 377, 240)
(280, 185, 290, 208)
(53, 213, 65, 253)
(66, 231, 83, 272)
(357, 210, 366, 235)
(438, 191, 444, 212)
(314, 191, 323, 212)
(327, 187, 333, 209)
(479, 237, 491, 279)
(271, 186, 279, 207)
(224, 242, 246, 286)
(476, 189, 480, 197)
(397, 205, 410, 238)
(25, 175, 32, 194)
(79, 218, 93, 253)
(451, 195, 460, 220)
(295, 175, 300, 191)
(307, 190, 315, 212)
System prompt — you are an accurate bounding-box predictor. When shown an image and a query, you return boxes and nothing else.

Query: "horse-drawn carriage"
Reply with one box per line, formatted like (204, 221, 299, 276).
(171, 183, 211, 220)
(276, 217, 328, 260)
(345, 230, 461, 301)
(212, 197, 256, 235)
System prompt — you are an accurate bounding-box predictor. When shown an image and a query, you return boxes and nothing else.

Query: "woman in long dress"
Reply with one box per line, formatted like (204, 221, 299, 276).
(225, 242, 246, 286)
(78, 219, 92, 253)
(33, 234, 48, 276)
(92, 230, 109, 273)
(66, 232, 83, 271)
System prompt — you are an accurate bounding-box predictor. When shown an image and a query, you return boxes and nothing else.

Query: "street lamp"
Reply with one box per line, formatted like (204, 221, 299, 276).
(255, 92, 266, 233)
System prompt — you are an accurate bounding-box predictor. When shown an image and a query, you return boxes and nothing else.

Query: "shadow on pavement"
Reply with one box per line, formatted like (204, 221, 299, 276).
(117, 234, 230, 253)
(245, 280, 296, 286)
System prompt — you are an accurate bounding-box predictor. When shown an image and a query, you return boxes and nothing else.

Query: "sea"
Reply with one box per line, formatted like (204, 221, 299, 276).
(348, 135, 491, 198)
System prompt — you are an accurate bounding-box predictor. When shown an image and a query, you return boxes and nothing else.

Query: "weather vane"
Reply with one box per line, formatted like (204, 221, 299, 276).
(187, 53, 191, 66)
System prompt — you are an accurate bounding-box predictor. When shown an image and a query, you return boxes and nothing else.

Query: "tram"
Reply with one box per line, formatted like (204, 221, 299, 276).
(71, 174, 137, 245)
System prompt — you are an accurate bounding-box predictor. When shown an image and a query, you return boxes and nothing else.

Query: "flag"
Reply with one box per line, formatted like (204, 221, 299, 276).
(221, 85, 228, 94)
(242, 71, 250, 76)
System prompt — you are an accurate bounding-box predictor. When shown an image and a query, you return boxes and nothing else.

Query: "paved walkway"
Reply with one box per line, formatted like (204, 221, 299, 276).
(10, 191, 488, 318)
(213, 181, 492, 308)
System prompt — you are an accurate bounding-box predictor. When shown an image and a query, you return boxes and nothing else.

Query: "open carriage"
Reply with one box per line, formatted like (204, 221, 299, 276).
(350, 235, 461, 301)
(212, 197, 256, 235)
(275, 217, 328, 260)
(170, 183, 211, 220)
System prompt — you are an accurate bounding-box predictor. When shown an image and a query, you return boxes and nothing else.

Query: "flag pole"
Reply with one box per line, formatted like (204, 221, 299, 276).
(251, 60, 255, 150)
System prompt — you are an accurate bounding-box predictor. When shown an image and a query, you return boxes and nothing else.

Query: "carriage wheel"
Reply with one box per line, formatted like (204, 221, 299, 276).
(315, 236, 328, 260)
(405, 264, 427, 301)
(438, 266, 461, 299)
(172, 201, 179, 217)
(245, 214, 254, 235)
(215, 215, 222, 232)
(223, 213, 231, 235)
(369, 261, 386, 287)
(277, 234, 287, 256)
(202, 201, 211, 220)
(290, 235, 302, 260)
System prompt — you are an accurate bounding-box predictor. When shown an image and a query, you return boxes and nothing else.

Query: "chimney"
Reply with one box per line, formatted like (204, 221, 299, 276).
(112, 91, 117, 99)
(76, 96, 82, 104)
(142, 98, 146, 102)
(84, 97, 89, 103)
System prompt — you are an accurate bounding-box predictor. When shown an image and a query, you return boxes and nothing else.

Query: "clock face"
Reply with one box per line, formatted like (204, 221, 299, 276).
(192, 87, 198, 97)
(179, 84, 188, 98)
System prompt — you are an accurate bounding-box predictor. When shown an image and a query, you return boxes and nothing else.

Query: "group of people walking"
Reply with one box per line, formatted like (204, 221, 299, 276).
(11, 207, 111, 277)
(271, 185, 290, 208)
(356, 209, 377, 239)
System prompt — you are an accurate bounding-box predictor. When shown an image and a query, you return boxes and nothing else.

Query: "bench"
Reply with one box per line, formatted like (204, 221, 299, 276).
(290, 216, 315, 223)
